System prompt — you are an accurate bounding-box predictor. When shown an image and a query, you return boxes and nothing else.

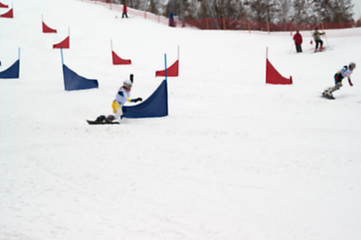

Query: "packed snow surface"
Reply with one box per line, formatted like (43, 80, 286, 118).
(1, 0, 361, 240)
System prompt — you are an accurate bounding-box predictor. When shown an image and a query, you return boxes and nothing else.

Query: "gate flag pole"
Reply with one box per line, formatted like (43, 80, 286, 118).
(164, 53, 167, 81)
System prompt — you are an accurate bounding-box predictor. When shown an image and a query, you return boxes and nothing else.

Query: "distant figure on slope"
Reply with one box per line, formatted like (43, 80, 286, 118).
(122, 4, 128, 18)
(323, 62, 356, 99)
(168, 12, 175, 27)
(89, 74, 142, 124)
(293, 30, 303, 53)
(312, 27, 325, 52)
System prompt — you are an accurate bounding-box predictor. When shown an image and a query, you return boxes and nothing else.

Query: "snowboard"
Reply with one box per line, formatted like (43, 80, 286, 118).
(86, 119, 120, 125)
(314, 47, 327, 53)
(322, 92, 335, 100)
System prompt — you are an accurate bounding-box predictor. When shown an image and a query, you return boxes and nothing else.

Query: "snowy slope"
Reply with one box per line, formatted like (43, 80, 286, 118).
(1, 0, 361, 240)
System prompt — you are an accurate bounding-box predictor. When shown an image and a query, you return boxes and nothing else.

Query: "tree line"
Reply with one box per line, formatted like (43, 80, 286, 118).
(114, 0, 355, 24)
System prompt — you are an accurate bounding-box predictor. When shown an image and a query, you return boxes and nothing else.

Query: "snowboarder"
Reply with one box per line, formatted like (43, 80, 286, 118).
(122, 4, 128, 18)
(323, 62, 356, 99)
(312, 27, 325, 52)
(88, 74, 142, 124)
(293, 30, 303, 53)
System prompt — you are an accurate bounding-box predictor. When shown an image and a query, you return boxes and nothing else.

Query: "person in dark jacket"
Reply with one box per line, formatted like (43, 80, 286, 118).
(293, 30, 303, 53)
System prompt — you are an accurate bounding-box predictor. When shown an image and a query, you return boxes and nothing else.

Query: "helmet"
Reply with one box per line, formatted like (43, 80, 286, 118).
(123, 79, 132, 88)
(349, 62, 356, 69)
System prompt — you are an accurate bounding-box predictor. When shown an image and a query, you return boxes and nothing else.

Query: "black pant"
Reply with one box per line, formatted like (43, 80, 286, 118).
(315, 40, 323, 49)
(122, 12, 128, 18)
(295, 44, 302, 53)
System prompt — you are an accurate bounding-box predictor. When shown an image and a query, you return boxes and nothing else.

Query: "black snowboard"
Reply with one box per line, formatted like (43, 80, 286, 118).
(322, 92, 335, 100)
(86, 120, 120, 125)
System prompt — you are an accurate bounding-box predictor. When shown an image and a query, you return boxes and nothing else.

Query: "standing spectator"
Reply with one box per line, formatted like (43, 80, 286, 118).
(293, 30, 303, 53)
(312, 27, 325, 52)
(122, 4, 128, 18)
(169, 12, 175, 27)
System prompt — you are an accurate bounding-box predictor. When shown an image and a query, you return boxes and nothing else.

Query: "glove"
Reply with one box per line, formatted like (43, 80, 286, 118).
(133, 97, 143, 103)
(130, 74, 134, 83)
(349, 82, 353, 87)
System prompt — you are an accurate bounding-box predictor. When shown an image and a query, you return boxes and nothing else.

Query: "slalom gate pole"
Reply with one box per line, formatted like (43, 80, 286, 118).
(164, 53, 167, 81)
(177, 46, 180, 60)
(324, 34, 329, 47)
(266, 47, 268, 59)
(60, 47, 64, 65)
(18, 47, 21, 60)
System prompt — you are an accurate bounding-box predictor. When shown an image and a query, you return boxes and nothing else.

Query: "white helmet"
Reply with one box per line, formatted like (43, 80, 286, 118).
(349, 62, 356, 69)
(123, 79, 132, 88)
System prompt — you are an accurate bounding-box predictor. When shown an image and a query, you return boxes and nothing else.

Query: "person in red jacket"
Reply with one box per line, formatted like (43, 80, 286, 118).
(122, 4, 128, 18)
(293, 30, 303, 53)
